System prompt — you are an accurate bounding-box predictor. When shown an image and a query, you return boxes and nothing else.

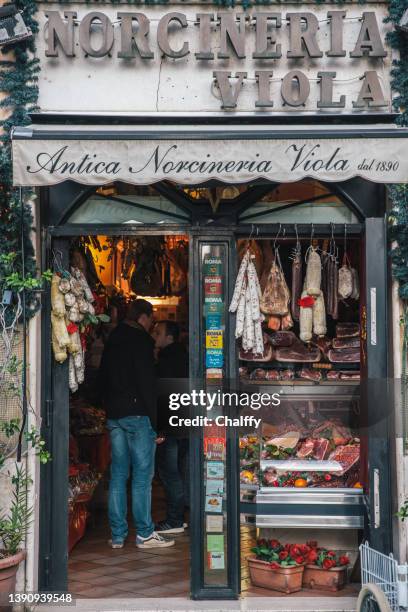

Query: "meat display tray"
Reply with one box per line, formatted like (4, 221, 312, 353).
(260, 459, 343, 472)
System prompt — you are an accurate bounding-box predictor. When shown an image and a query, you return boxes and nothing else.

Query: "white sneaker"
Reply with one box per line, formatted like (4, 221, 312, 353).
(136, 531, 175, 549)
(108, 539, 124, 549)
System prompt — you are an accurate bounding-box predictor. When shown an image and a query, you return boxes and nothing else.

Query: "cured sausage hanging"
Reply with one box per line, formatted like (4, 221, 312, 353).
(229, 248, 264, 356)
(236, 224, 360, 383)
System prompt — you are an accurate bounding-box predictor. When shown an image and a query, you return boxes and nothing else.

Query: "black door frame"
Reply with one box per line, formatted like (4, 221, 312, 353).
(38, 180, 392, 597)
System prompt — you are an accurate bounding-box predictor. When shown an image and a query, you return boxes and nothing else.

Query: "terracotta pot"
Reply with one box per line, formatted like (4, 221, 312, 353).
(302, 564, 348, 592)
(0, 550, 26, 595)
(247, 556, 305, 594)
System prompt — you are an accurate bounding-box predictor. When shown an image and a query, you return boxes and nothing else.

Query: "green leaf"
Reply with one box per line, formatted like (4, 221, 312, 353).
(97, 313, 110, 323)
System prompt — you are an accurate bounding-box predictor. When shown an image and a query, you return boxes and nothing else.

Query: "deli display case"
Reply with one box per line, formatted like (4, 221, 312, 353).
(239, 385, 365, 529)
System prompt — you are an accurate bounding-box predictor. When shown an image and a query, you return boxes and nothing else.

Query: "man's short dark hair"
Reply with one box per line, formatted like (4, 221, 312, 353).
(127, 299, 153, 322)
(158, 320, 180, 343)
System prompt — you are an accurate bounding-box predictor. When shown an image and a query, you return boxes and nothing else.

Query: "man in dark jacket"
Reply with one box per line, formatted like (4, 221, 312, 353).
(99, 300, 174, 550)
(152, 320, 189, 534)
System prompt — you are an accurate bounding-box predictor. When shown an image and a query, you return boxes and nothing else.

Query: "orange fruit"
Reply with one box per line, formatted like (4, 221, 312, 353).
(294, 478, 307, 488)
(353, 482, 363, 489)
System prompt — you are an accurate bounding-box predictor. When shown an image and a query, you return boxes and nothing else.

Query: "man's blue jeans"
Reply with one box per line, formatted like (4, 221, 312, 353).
(156, 436, 189, 526)
(106, 416, 156, 541)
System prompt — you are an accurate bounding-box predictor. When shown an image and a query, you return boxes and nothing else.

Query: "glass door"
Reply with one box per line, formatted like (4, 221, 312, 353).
(189, 233, 240, 600)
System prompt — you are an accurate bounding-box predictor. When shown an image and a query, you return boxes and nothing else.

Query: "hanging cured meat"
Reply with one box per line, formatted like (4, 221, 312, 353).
(328, 253, 339, 320)
(338, 255, 353, 299)
(260, 241, 274, 292)
(305, 247, 322, 297)
(350, 268, 360, 300)
(267, 315, 281, 331)
(291, 241, 302, 321)
(313, 292, 327, 337)
(260, 250, 290, 316)
(299, 289, 313, 343)
(281, 311, 294, 331)
(238, 240, 263, 277)
(130, 237, 163, 296)
(229, 249, 264, 356)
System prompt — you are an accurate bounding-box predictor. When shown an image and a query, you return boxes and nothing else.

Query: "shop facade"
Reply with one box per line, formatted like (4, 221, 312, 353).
(11, 0, 408, 601)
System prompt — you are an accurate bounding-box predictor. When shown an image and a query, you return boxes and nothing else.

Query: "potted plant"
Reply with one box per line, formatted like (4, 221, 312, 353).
(0, 465, 31, 593)
(0, 254, 52, 594)
(248, 539, 306, 593)
(302, 542, 350, 592)
(0, 425, 50, 595)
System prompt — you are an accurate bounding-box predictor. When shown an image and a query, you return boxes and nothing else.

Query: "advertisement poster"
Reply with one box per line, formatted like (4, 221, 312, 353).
(206, 461, 225, 479)
(203, 258, 223, 276)
(207, 552, 225, 570)
(205, 330, 223, 349)
(205, 314, 223, 330)
(204, 301, 224, 316)
(206, 479, 224, 495)
(206, 514, 224, 533)
(204, 276, 223, 296)
(205, 440, 226, 461)
(207, 535, 224, 553)
(205, 349, 224, 368)
(205, 495, 223, 513)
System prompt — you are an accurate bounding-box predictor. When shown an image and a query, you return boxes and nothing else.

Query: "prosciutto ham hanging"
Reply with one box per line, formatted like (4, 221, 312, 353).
(229, 250, 264, 356)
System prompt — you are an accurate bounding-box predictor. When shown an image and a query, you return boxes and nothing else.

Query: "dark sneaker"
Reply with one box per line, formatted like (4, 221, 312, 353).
(136, 531, 175, 548)
(155, 520, 185, 534)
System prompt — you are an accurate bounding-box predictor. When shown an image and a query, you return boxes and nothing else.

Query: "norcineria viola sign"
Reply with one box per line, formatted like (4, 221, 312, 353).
(12, 133, 408, 185)
(36, 4, 393, 114)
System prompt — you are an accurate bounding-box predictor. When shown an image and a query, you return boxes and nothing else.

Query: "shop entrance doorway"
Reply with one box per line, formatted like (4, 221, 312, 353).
(39, 178, 391, 601)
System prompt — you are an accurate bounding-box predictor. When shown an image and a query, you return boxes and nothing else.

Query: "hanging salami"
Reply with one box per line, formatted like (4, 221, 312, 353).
(291, 240, 302, 322)
(305, 247, 322, 297)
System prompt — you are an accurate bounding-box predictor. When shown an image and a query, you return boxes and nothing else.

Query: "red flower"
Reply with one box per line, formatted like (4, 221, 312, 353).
(284, 544, 291, 551)
(295, 556, 305, 565)
(66, 322, 78, 334)
(324, 474, 332, 481)
(298, 296, 315, 308)
(307, 550, 318, 563)
(257, 538, 267, 547)
(339, 555, 350, 566)
(269, 539, 280, 549)
(307, 541, 318, 549)
(279, 551, 289, 560)
(299, 544, 310, 555)
(270, 562, 280, 569)
(323, 559, 336, 570)
(272, 481, 279, 487)
(327, 551, 336, 557)
(290, 545, 301, 558)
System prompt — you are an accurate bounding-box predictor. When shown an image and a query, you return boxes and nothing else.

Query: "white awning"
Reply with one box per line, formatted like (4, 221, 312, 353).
(12, 123, 408, 186)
